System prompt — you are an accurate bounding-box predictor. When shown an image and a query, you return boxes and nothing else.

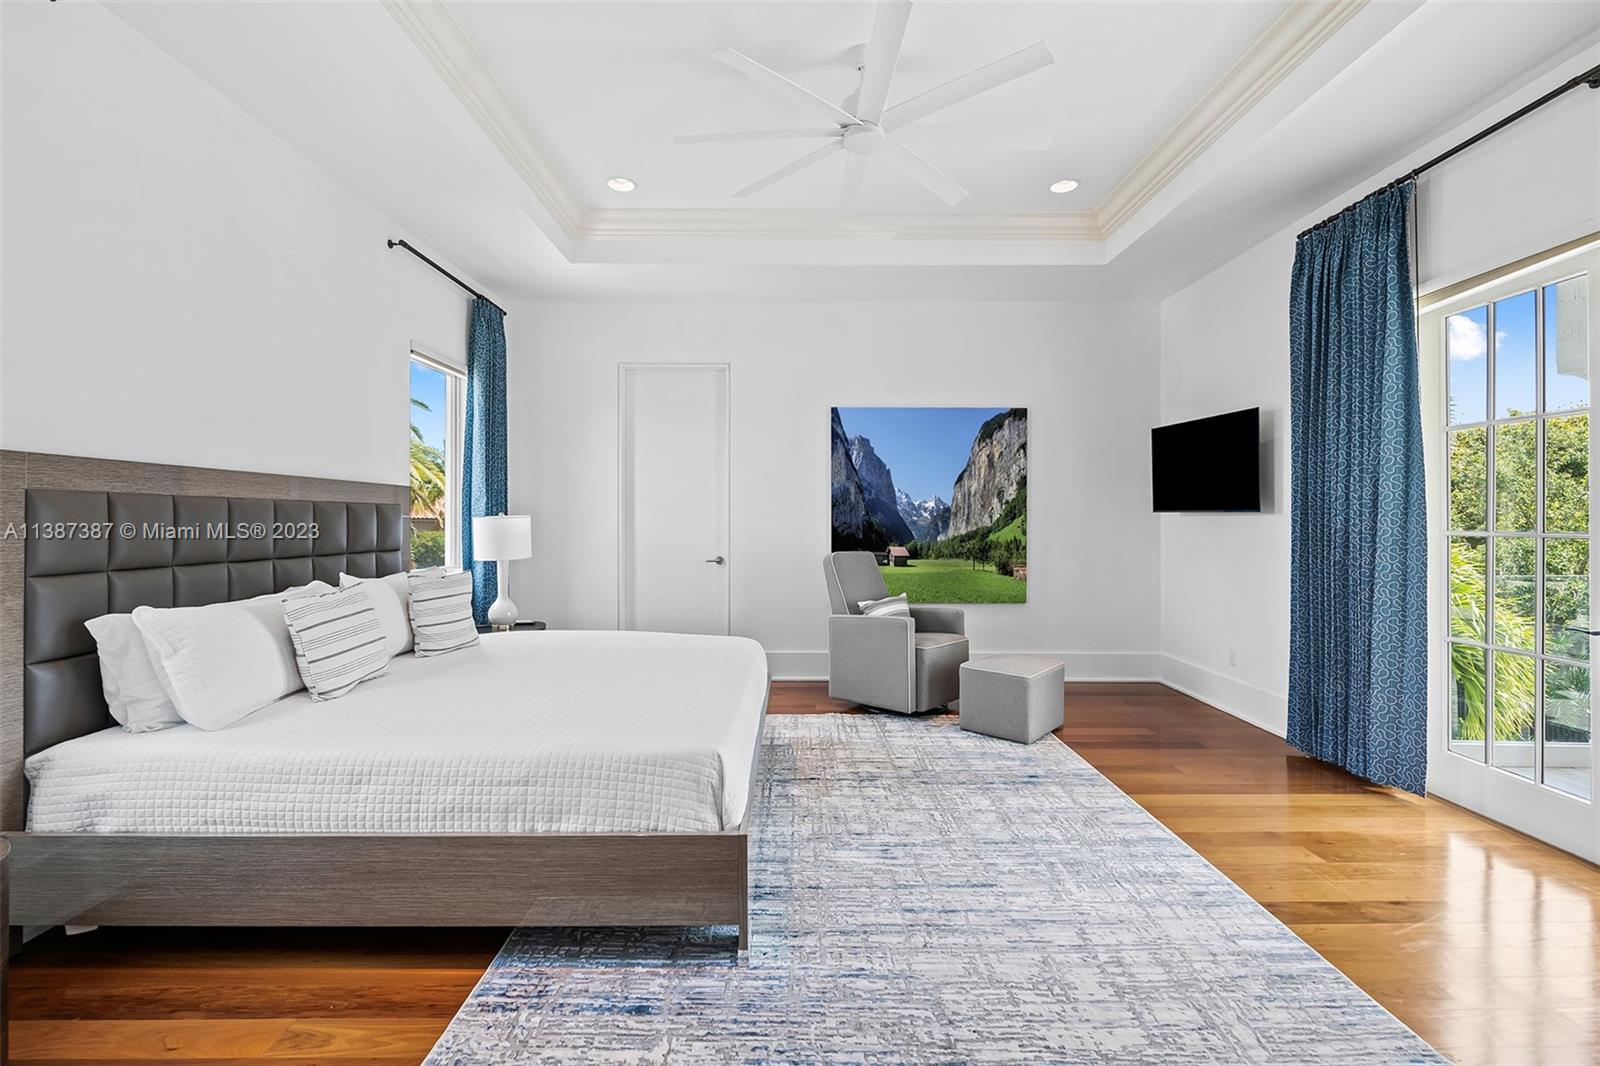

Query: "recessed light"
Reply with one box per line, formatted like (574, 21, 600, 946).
(607, 176, 637, 193)
(1049, 179, 1079, 194)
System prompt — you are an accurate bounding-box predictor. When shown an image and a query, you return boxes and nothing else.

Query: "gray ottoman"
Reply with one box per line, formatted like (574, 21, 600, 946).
(958, 655, 1066, 744)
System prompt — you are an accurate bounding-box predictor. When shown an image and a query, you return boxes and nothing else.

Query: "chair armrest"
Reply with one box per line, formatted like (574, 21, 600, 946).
(827, 614, 915, 713)
(909, 605, 965, 635)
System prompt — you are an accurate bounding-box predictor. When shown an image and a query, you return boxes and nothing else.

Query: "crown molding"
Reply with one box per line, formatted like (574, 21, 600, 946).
(380, 0, 584, 239)
(581, 208, 1102, 242)
(1093, 0, 1369, 236)
(387, 0, 1366, 249)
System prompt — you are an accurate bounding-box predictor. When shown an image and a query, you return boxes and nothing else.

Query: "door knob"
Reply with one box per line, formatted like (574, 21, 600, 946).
(705, 555, 726, 565)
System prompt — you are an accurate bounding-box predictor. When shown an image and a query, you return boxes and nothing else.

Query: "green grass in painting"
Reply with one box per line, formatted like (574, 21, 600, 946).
(989, 513, 1024, 544)
(880, 559, 1027, 604)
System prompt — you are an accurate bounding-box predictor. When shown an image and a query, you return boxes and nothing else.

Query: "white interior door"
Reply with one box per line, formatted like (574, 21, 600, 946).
(1424, 244, 1600, 862)
(619, 364, 730, 635)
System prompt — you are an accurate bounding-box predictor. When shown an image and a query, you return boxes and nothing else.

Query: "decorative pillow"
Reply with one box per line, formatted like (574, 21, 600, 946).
(282, 585, 390, 700)
(83, 613, 184, 732)
(859, 594, 911, 617)
(339, 571, 413, 655)
(406, 569, 479, 657)
(132, 581, 332, 731)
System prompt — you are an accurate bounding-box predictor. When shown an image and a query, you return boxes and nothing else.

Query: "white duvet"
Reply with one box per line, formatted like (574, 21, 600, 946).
(25, 630, 769, 835)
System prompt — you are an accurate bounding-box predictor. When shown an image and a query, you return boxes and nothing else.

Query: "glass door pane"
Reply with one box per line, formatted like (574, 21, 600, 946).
(1545, 662, 1591, 799)
(1450, 644, 1487, 763)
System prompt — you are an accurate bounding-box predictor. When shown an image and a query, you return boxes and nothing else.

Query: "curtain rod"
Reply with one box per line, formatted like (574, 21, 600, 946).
(1298, 62, 1600, 241)
(386, 238, 506, 317)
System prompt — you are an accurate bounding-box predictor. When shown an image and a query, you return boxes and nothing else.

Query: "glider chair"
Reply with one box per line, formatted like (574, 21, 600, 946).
(823, 551, 969, 714)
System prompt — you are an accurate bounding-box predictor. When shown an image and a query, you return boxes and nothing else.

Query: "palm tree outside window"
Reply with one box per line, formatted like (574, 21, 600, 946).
(409, 352, 466, 570)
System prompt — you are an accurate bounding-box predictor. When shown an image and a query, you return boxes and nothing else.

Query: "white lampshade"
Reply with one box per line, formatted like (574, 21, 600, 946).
(472, 514, 532, 561)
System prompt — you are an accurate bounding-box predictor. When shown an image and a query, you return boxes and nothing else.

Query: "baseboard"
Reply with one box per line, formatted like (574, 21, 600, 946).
(1158, 654, 1287, 737)
(766, 650, 1162, 683)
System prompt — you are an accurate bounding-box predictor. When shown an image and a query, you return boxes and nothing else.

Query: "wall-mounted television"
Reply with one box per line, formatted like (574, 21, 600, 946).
(1151, 407, 1261, 513)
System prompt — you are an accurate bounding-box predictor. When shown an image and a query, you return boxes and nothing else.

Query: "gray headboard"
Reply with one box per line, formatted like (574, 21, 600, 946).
(1, 450, 409, 829)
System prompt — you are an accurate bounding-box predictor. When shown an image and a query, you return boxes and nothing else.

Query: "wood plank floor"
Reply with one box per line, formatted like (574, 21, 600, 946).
(10, 681, 1599, 1064)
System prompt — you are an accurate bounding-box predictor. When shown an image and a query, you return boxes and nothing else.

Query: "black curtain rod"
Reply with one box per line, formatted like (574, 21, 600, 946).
(386, 238, 506, 317)
(1298, 62, 1600, 240)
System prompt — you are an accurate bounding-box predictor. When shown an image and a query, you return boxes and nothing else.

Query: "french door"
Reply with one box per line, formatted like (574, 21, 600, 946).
(1424, 243, 1600, 861)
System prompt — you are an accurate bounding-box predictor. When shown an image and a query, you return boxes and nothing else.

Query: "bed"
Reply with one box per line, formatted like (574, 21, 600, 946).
(0, 450, 767, 946)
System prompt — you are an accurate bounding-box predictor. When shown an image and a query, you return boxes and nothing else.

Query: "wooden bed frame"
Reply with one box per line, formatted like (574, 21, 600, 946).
(0, 451, 761, 948)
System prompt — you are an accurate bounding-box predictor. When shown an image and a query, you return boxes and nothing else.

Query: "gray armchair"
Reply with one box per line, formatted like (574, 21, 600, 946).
(823, 551, 969, 714)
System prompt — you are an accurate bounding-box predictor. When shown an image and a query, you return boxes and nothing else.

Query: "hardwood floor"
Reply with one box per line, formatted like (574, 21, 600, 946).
(10, 681, 1599, 1064)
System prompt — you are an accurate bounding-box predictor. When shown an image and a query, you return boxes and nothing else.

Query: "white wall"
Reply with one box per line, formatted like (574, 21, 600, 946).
(0, 2, 476, 486)
(1158, 53, 1600, 735)
(507, 300, 1162, 679)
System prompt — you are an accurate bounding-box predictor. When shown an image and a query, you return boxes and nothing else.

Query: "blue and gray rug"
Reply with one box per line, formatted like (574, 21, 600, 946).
(428, 715, 1446, 1064)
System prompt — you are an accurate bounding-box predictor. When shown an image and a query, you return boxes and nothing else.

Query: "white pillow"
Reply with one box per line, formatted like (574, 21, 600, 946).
(283, 585, 389, 700)
(83, 613, 184, 732)
(339, 571, 413, 655)
(406, 569, 480, 656)
(858, 594, 911, 617)
(133, 581, 332, 731)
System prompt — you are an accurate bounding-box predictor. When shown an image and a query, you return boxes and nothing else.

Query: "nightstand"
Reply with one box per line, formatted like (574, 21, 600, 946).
(476, 620, 547, 634)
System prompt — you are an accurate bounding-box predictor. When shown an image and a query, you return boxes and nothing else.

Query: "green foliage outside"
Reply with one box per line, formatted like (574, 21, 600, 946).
(409, 396, 448, 570)
(1447, 411, 1591, 745)
(411, 528, 445, 568)
(881, 558, 1027, 604)
(410, 397, 446, 522)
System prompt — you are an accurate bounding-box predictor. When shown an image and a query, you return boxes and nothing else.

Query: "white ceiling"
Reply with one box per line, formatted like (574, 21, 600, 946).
(101, 0, 1600, 301)
(450, 1, 1284, 213)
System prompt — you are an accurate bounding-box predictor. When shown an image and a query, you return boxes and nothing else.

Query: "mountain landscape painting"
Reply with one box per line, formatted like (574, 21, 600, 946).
(831, 406, 1027, 604)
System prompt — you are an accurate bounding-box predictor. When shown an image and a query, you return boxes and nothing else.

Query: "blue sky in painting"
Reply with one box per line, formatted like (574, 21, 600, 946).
(410, 361, 447, 456)
(836, 407, 1009, 503)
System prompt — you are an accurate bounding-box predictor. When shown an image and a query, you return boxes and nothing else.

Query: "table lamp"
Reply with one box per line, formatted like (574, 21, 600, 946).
(472, 514, 532, 630)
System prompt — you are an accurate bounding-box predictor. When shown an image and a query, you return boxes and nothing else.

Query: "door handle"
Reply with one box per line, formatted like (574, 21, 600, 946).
(705, 555, 726, 565)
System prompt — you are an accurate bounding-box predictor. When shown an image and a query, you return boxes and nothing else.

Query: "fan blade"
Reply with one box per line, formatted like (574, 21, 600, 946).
(881, 41, 1053, 131)
(894, 122, 1053, 153)
(676, 129, 844, 145)
(713, 48, 858, 126)
(853, 0, 913, 124)
(838, 152, 870, 214)
(733, 139, 845, 199)
(885, 142, 968, 205)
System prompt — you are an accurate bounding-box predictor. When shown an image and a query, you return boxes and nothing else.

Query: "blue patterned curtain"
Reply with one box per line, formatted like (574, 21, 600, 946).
(1288, 181, 1427, 794)
(461, 297, 508, 626)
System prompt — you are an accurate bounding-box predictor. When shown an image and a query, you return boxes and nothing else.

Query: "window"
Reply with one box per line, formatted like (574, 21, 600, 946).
(1437, 257, 1593, 801)
(408, 352, 465, 571)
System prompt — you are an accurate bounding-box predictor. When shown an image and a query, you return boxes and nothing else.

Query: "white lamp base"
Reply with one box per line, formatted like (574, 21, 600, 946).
(486, 565, 517, 630)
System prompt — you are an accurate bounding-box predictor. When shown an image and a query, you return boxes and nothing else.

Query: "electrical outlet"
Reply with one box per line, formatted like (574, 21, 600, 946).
(1227, 647, 1238, 668)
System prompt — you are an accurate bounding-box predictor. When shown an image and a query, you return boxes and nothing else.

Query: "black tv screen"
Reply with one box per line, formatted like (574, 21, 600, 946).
(1151, 408, 1261, 512)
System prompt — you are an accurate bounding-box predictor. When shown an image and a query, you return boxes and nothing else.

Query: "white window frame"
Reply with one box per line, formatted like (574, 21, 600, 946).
(409, 349, 466, 571)
(1421, 238, 1600, 862)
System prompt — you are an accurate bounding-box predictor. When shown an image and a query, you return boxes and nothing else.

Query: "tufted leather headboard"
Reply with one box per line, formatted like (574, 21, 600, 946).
(0, 451, 411, 828)
(23, 489, 406, 756)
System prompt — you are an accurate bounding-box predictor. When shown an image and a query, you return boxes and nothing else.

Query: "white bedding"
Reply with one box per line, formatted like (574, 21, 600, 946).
(25, 631, 768, 835)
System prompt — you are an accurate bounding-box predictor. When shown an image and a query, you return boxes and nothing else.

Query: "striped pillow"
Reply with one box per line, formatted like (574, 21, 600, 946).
(281, 585, 389, 701)
(858, 594, 911, 617)
(407, 569, 480, 657)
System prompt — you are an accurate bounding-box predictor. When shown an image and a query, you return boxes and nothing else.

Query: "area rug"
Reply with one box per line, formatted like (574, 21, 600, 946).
(427, 715, 1446, 1064)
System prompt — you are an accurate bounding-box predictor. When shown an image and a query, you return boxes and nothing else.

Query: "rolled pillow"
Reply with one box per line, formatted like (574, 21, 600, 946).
(339, 571, 413, 655)
(83, 613, 184, 732)
(283, 584, 389, 701)
(406, 569, 480, 657)
(133, 581, 332, 731)
(858, 594, 911, 617)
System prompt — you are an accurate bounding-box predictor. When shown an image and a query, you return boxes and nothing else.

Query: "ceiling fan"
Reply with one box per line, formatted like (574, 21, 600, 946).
(675, 0, 1054, 209)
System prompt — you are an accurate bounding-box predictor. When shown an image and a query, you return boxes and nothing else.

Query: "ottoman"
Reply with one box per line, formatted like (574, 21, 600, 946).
(958, 655, 1066, 744)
